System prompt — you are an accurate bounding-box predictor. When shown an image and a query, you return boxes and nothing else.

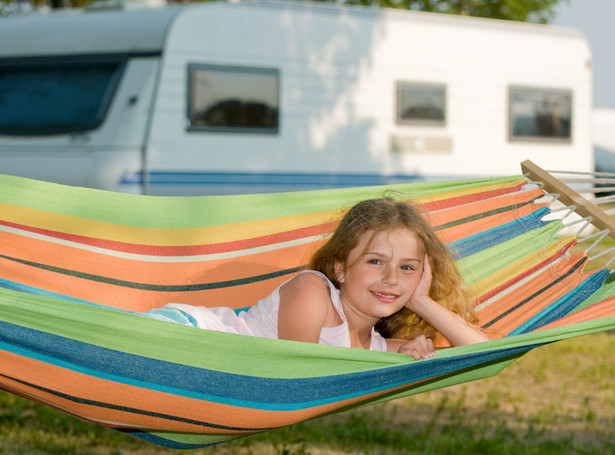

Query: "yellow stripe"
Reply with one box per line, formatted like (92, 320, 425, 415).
(0, 179, 523, 246)
(1, 203, 344, 246)
(468, 237, 574, 301)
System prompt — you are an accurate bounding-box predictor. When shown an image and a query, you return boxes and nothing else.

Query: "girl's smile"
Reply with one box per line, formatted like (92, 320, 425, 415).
(371, 290, 400, 303)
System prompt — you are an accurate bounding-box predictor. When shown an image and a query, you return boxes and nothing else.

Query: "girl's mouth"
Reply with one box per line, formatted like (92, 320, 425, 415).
(371, 290, 399, 302)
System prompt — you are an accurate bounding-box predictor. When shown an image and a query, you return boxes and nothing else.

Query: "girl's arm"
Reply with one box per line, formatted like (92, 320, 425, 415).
(408, 255, 489, 346)
(277, 273, 337, 343)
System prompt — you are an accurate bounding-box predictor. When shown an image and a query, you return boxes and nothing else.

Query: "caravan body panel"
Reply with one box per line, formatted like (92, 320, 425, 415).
(0, 1, 593, 195)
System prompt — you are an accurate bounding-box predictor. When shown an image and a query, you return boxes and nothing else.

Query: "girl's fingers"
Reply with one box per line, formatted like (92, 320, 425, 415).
(399, 335, 435, 359)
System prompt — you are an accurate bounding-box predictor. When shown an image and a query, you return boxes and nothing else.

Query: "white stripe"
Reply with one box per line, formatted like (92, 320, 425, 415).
(0, 224, 330, 263)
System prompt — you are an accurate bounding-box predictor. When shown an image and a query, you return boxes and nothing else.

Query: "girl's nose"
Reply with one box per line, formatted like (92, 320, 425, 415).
(382, 267, 398, 285)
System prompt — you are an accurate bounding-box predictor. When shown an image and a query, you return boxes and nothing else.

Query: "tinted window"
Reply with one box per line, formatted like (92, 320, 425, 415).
(0, 57, 125, 135)
(397, 82, 446, 125)
(187, 64, 279, 133)
(509, 86, 572, 141)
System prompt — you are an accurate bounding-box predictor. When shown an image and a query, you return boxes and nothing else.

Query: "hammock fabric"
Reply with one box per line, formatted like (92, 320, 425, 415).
(1, 170, 615, 449)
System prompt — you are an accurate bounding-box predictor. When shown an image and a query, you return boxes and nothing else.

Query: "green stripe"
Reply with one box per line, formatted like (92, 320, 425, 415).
(456, 222, 564, 286)
(0, 174, 523, 229)
(1, 287, 614, 379)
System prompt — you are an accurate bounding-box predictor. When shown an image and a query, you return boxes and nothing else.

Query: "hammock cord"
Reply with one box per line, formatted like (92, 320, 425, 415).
(544, 168, 615, 202)
(523, 164, 615, 274)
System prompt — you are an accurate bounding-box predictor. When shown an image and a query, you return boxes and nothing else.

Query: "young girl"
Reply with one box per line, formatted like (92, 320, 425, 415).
(144, 197, 488, 359)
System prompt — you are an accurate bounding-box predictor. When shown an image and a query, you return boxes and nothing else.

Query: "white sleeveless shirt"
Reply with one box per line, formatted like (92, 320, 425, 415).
(160, 270, 388, 352)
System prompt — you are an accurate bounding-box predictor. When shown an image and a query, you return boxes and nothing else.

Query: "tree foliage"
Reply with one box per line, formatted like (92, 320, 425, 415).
(2, 0, 566, 23)
(322, 0, 566, 23)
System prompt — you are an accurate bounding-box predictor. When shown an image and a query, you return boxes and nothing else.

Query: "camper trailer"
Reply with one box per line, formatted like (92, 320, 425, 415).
(0, 0, 593, 195)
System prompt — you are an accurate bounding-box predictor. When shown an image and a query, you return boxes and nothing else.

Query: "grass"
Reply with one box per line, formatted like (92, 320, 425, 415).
(1, 333, 615, 455)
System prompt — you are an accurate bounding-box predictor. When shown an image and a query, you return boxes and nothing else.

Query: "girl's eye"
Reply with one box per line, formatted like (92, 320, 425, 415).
(367, 258, 381, 265)
(401, 264, 416, 271)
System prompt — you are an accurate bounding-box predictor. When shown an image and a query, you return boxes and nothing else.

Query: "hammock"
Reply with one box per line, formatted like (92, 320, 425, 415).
(1, 160, 615, 449)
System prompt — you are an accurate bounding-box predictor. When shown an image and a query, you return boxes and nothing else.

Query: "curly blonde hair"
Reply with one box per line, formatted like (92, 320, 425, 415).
(308, 197, 476, 341)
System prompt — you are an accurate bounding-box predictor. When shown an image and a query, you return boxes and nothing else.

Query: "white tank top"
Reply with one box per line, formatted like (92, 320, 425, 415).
(163, 270, 388, 352)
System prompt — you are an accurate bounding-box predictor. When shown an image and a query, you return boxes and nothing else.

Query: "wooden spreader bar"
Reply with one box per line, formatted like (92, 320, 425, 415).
(521, 159, 615, 241)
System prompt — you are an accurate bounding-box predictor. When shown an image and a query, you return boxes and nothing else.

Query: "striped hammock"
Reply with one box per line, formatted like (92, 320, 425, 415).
(1, 161, 615, 449)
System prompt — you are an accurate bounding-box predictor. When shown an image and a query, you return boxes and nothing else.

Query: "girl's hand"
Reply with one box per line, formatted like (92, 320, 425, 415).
(407, 253, 433, 311)
(403, 253, 490, 347)
(397, 334, 435, 360)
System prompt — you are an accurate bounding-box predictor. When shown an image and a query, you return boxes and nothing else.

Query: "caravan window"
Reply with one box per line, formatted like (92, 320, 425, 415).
(509, 86, 572, 141)
(0, 56, 125, 135)
(187, 64, 279, 134)
(396, 82, 446, 126)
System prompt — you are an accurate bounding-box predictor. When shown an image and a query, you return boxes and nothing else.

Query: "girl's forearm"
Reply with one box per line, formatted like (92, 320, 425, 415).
(410, 297, 488, 346)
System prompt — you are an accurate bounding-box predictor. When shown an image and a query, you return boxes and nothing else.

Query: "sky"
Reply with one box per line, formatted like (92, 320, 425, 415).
(552, 0, 615, 109)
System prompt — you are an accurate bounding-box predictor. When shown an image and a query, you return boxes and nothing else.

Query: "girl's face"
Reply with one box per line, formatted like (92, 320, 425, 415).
(334, 227, 425, 322)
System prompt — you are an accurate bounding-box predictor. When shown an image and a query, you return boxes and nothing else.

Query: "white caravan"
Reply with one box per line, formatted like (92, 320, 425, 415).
(0, 0, 593, 195)
(593, 107, 615, 173)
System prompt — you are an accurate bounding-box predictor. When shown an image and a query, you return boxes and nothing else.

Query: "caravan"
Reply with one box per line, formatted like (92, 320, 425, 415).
(0, 0, 593, 195)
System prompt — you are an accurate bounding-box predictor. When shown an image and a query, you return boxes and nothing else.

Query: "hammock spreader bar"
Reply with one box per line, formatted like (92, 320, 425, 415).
(1, 161, 615, 449)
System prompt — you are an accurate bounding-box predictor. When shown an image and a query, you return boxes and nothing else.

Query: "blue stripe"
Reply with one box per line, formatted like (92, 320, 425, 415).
(0, 319, 536, 411)
(123, 343, 542, 449)
(120, 171, 425, 187)
(125, 430, 225, 450)
(449, 207, 550, 259)
(510, 270, 608, 335)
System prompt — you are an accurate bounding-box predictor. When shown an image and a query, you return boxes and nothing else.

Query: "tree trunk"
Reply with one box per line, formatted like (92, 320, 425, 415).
(459, 0, 469, 15)
(50, 0, 72, 8)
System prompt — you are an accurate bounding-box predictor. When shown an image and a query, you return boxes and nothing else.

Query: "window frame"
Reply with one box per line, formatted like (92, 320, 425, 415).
(0, 54, 128, 136)
(186, 63, 280, 135)
(395, 81, 447, 127)
(508, 85, 573, 143)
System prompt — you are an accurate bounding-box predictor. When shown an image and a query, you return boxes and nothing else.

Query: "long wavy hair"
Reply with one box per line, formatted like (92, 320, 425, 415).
(308, 197, 476, 340)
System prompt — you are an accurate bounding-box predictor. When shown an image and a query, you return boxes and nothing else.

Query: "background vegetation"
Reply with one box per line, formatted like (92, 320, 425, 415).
(1, 0, 566, 23)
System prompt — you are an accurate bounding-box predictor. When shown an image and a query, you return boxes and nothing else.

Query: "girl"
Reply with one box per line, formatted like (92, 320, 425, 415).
(144, 197, 488, 359)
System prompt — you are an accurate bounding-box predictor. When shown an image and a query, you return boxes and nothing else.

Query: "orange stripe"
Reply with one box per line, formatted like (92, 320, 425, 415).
(476, 255, 588, 336)
(1, 228, 320, 280)
(427, 188, 544, 226)
(0, 349, 438, 433)
(435, 204, 545, 245)
(0, 257, 301, 312)
(536, 297, 615, 330)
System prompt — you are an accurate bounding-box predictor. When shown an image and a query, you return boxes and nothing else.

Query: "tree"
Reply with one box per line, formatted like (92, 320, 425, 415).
(1, 0, 566, 23)
(323, 0, 567, 23)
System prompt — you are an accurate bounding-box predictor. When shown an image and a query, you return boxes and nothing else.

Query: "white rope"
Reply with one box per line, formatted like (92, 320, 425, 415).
(525, 169, 615, 273)
(545, 169, 615, 178)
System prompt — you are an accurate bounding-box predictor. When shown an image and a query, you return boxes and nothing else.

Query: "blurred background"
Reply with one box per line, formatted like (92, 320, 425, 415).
(0, 0, 613, 196)
(553, 0, 615, 175)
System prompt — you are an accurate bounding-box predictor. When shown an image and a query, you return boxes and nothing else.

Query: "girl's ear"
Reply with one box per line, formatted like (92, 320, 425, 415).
(334, 261, 345, 284)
